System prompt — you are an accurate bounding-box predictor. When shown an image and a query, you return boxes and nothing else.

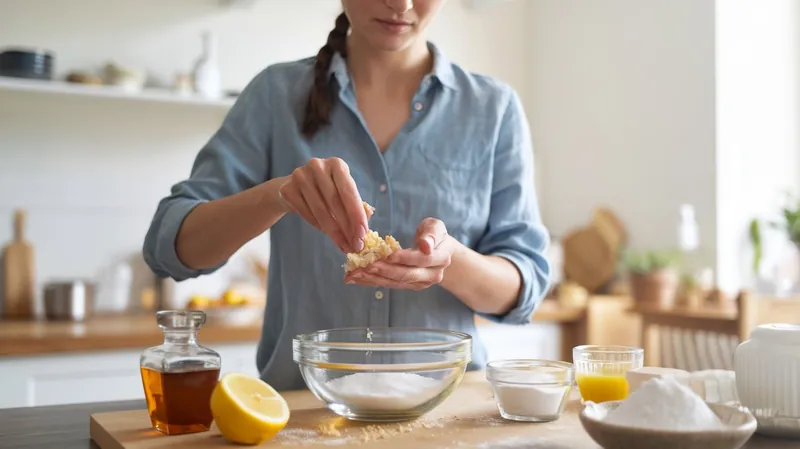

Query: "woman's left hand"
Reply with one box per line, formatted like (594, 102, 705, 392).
(344, 218, 456, 290)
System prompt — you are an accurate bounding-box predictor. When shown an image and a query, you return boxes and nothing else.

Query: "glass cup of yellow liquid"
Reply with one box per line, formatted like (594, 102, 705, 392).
(572, 345, 644, 403)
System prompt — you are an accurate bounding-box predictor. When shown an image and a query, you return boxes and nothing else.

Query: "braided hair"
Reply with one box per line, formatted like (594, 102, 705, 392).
(301, 13, 350, 138)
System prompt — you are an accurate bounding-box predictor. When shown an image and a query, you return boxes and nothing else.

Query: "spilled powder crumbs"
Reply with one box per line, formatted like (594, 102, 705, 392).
(359, 419, 443, 442)
(274, 417, 444, 446)
(274, 428, 349, 446)
(448, 436, 573, 449)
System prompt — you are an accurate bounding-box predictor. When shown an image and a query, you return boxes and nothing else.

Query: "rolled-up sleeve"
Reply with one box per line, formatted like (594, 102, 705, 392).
(142, 68, 273, 281)
(475, 88, 551, 325)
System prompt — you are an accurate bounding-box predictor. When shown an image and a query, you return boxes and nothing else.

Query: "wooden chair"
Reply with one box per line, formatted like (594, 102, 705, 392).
(736, 291, 800, 339)
(555, 295, 641, 362)
(585, 295, 641, 347)
(634, 292, 800, 370)
(475, 295, 641, 363)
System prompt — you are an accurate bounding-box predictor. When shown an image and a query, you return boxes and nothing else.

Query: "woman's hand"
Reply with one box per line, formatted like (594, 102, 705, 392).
(278, 157, 368, 253)
(344, 218, 457, 290)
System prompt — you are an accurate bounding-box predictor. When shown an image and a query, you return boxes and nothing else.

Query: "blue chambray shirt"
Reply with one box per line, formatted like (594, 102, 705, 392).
(143, 43, 550, 391)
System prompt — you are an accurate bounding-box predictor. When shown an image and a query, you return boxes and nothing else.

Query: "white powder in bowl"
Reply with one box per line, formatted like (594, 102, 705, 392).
(325, 372, 444, 411)
(494, 383, 570, 418)
(604, 376, 726, 431)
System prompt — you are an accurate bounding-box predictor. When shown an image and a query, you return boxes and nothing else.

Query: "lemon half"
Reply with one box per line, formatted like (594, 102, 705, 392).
(210, 372, 290, 445)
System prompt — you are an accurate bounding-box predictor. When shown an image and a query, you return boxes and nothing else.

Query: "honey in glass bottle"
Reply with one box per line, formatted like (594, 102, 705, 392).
(140, 310, 221, 435)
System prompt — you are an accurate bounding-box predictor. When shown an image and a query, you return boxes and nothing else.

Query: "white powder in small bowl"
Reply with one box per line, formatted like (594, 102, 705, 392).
(603, 376, 726, 431)
(488, 365, 572, 420)
(494, 383, 570, 419)
(325, 372, 444, 411)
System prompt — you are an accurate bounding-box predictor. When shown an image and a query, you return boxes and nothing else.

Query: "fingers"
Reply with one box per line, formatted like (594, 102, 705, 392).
(292, 164, 351, 252)
(345, 269, 432, 291)
(305, 159, 353, 252)
(386, 249, 451, 268)
(415, 218, 448, 255)
(281, 158, 365, 253)
(349, 259, 445, 284)
(367, 261, 446, 285)
(330, 159, 368, 245)
(278, 180, 320, 230)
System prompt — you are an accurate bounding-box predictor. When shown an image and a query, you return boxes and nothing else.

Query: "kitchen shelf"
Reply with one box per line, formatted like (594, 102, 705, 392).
(0, 75, 236, 109)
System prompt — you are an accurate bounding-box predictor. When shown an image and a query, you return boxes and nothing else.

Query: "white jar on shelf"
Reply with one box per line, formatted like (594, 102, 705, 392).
(734, 323, 800, 438)
(192, 31, 222, 99)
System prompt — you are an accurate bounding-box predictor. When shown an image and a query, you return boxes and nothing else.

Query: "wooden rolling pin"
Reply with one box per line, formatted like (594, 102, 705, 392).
(2, 210, 35, 319)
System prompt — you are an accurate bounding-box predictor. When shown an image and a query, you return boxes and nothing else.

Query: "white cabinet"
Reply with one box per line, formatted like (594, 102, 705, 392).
(0, 325, 561, 409)
(478, 322, 561, 362)
(0, 342, 260, 409)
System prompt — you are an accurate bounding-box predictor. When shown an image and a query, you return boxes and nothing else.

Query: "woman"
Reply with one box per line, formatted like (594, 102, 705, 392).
(143, 0, 550, 391)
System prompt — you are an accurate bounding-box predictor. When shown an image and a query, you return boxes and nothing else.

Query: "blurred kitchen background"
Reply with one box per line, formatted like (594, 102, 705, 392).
(1, 0, 800, 409)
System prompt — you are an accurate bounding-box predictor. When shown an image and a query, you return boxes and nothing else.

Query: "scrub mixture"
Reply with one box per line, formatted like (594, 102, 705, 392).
(325, 373, 444, 411)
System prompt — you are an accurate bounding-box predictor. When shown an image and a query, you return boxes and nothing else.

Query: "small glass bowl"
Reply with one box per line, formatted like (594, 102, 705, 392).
(293, 327, 472, 422)
(572, 345, 644, 403)
(486, 359, 575, 422)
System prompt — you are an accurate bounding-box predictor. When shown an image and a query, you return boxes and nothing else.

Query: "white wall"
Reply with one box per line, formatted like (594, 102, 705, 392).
(0, 0, 532, 311)
(715, 0, 800, 293)
(527, 0, 718, 267)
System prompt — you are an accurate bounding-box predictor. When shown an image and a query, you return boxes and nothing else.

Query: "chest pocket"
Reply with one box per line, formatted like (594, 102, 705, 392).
(391, 142, 493, 245)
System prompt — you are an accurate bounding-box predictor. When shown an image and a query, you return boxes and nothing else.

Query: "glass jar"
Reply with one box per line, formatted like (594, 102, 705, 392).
(573, 345, 643, 403)
(140, 310, 221, 435)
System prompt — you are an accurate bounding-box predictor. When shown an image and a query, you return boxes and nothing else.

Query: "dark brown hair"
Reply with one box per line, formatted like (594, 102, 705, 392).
(302, 13, 350, 138)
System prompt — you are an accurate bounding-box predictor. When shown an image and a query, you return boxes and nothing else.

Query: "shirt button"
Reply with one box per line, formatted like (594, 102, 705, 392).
(379, 184, 387, 193)
(413, 102, 424, 111)
(374, 290, 384, 300)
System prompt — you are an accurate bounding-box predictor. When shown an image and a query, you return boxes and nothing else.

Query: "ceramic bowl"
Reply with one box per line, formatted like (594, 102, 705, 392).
(579, 400, 757, 449)
(735, 323, 800, 438)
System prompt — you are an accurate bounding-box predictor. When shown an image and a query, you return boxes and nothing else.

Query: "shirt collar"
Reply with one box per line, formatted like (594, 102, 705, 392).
(328, 52, 350, 92)
(427, 42, 457, 91)
(327, 41, 458, 92)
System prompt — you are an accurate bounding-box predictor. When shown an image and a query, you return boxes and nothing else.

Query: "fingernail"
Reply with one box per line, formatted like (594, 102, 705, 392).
(353, 238, 364, 252)
(368, 267, 378, 274)
(346, 280, 355, 285)
(358, 225, 367, 239)
(424, 236, 435, 248)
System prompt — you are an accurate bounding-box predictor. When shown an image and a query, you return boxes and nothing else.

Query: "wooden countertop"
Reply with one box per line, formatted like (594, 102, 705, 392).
(632, 304, 738, 321)
(0, 300, 582, 358)
(1, 371, 794, 449)
(0, 314, 263, 358)
(475, 299, 586, 326)
(631, 304, 740, 336)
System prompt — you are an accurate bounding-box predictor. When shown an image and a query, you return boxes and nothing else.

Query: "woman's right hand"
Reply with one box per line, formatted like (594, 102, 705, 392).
(277, 157, 368, 253)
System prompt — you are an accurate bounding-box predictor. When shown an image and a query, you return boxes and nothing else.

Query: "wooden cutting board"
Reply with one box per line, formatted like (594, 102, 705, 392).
(561, 226, 616, 293)
(2, 210, 35, 319)
(90, 372, 600, 449)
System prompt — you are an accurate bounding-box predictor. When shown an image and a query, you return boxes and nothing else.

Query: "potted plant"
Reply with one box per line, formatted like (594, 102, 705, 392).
(749, 194, 800, 281)
(621, 249, 682, 308)
(778, 197, 800, 250)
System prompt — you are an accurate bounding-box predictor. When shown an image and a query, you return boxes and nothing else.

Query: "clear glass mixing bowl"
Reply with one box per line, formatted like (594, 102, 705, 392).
(293, 327, 472, 422)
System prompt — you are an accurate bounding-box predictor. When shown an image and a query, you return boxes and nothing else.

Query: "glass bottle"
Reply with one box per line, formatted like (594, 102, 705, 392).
(677, 204, 714, 290)
(140, 310, 221, 436)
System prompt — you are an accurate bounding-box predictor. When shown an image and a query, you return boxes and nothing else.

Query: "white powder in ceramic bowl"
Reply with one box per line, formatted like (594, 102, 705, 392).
(603, 376, 726, 431)
(325, 372, 444, 411)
